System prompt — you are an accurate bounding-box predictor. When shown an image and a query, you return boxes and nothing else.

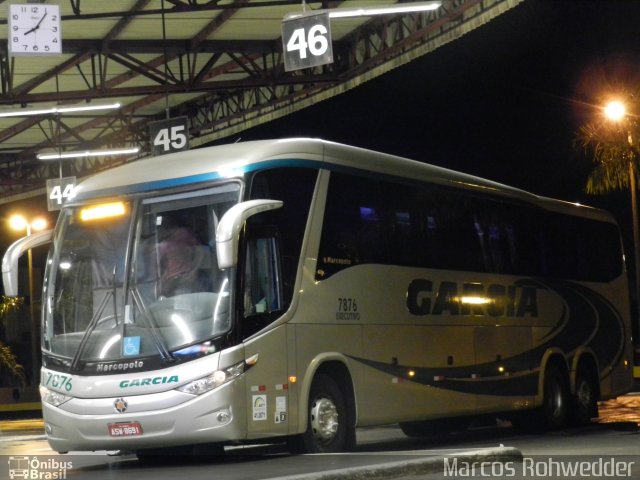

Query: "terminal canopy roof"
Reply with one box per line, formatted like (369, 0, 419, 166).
(0, 0, 520, 201)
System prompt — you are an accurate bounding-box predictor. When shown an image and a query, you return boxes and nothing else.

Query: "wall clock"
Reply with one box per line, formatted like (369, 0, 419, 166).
(8, 3, 61, 56)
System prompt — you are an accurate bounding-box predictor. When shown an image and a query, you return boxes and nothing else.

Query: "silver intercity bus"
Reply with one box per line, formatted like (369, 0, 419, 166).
(2, 138, 634, 455)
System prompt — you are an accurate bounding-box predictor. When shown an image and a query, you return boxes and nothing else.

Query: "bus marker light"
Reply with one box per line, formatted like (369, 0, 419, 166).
(80, 202, 126, 222)
(288, 376, 297, 384)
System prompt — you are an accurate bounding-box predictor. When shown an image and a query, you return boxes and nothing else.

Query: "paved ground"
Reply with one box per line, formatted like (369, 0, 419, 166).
(0, 394, 638, 479)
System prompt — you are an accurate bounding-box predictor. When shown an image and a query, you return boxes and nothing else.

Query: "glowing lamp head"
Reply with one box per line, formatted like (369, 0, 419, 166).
(604, 101, 626, 122)
(8, 215, 47, 233)
(8, 215, 28, 231)
(31, 218, 48, 231)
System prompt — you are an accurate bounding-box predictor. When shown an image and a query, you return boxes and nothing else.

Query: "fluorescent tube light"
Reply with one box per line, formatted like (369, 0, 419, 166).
(284, 2, 441, 21)
(37, 147, 139, 161)
(55, 103, 121, 114)
(0, 108, 55, 118)
(0, 102, 121, 118)
(328, 1, 441, 19)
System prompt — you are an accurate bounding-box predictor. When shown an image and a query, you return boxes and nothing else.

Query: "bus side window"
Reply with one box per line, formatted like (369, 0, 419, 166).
(248, 167, 318, 307)
(242, 226, 284, 336)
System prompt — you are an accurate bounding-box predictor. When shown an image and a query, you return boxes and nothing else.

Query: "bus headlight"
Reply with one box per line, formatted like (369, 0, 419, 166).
(176, 357, 255, 396)
(39, 386, 71, 407)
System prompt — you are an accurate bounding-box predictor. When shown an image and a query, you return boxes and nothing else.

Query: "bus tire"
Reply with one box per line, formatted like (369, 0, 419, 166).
(571, 365, 598, 426)
(541, 365, 570, 430)
(291, 374, 352, 453)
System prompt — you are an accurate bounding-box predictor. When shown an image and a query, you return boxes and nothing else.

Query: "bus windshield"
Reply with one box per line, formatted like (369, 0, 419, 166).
(43, 182, 241, 371)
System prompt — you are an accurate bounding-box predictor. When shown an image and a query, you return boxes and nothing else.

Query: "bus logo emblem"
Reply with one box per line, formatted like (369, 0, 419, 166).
(8, 456, 29, 479)
(114, 398, 128, 413)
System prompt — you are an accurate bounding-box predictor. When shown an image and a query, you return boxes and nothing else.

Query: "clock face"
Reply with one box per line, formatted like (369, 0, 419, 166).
(8, 3, 62, 56)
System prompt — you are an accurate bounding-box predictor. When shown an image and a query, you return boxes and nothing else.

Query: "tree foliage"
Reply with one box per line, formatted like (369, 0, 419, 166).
(576, 106, 640, 194)
(0, 296, 26, 387)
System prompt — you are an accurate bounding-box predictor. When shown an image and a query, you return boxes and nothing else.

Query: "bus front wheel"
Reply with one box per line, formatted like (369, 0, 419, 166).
(290, 374, 353, 453)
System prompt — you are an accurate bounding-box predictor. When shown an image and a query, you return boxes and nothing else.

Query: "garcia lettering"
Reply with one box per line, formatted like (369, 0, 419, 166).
(407, 279, 538, 317)
(119, 375, 179, 388)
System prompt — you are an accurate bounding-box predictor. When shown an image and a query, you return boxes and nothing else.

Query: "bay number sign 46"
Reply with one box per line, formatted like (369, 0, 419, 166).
(282, 12, 333, 72)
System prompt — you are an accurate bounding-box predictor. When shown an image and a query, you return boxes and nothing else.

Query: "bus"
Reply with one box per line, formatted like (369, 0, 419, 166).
(2, 138, 634, 455)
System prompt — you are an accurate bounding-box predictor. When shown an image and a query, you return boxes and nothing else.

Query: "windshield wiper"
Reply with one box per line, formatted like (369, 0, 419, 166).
(129, 288, 174, 362)
(69, 290, 112, 371)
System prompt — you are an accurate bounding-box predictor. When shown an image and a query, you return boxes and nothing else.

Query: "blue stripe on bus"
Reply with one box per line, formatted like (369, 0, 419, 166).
(73, 158, 326, 201)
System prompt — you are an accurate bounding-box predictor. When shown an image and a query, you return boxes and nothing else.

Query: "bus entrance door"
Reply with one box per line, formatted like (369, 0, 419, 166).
(243, 324, 291, 438)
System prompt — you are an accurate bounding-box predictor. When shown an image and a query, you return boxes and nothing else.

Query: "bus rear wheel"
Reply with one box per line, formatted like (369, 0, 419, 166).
(541, 365, 570, 430)
(571, 365, 598, 426)
(512, 365, 570, 432)
(290, 374, 353, 453)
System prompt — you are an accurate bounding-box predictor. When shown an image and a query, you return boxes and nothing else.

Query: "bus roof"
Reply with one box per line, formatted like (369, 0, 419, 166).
(72, 138, 614, 222)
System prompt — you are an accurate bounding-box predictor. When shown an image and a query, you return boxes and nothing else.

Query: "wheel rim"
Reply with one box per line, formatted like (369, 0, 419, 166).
(310, 396, 339, 444)
(548, 379, 564, 419)
(576, 379, 593, 410)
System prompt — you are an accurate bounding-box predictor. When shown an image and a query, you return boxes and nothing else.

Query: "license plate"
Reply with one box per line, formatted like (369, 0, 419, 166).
(108, 422, 143, 437)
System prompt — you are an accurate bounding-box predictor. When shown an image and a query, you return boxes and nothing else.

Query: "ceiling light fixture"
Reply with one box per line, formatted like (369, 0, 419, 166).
(37, 147, 140, 161)
(327, 1, 441, 19)
(284, 2, 441, 21)
(0, 102, 121, 118)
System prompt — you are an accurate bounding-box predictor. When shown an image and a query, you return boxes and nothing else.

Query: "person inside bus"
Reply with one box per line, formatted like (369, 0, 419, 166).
(157, 215, 208, 297)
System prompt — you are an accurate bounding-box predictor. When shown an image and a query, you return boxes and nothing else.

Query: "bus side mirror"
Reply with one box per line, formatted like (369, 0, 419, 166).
(216, 199, 283, 269)
(2, 230, 54, 297)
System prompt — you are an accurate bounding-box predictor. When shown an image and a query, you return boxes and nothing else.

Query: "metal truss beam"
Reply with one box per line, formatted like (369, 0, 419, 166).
(0, 0, 522, 202)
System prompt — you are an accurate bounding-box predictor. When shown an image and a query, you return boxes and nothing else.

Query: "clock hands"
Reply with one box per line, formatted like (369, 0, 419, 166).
(23, 9, 48, 36)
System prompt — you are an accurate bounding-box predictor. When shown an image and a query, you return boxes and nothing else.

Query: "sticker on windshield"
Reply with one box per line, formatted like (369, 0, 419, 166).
(123, 336, 141, 356)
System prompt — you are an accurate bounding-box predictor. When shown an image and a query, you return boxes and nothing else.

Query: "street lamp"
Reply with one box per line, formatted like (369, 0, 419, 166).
(8, 214, 48, 386)
(604, 100, 640, 341)
(604, 101, 626, 122)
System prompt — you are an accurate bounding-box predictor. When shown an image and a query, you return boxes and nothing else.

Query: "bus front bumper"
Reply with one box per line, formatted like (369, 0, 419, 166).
(42, 381, 246, 453)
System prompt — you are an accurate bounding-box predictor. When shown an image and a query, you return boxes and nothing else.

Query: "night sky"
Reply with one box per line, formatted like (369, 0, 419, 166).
(3, 0, 640, 284)
(238, 0, 640, 221)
